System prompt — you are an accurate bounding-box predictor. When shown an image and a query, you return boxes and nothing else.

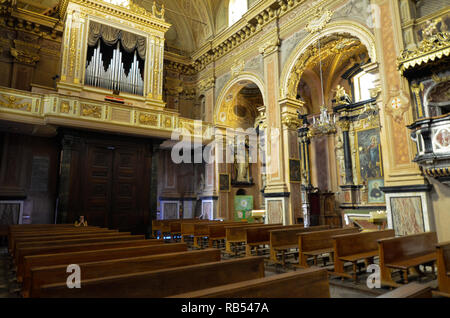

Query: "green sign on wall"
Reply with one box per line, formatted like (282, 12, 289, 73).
(234, 195, 254, 223)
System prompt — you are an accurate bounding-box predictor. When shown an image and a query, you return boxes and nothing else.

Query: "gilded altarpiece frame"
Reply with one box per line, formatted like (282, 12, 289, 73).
(350, 116, 385, 206)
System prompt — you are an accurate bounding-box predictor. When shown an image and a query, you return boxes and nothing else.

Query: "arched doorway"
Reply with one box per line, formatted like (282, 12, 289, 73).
(214, 78, 266, 221)
(282, 27, 383, 227)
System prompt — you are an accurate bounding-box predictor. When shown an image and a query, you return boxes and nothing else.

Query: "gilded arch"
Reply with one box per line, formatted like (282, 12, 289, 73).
(280, 21, 377, 100)
(214, 72, 266, 127)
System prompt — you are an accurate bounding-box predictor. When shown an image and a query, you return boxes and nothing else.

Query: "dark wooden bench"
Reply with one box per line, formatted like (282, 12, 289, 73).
(11, 230, 126, 256)
(207, 222, 248, 248)
(27, 248, 219, 298)
(268, 225, 330, 265)
(436, 241, 450, 297)
(169, 267, 330, 298)
(38, 256, 266, 298)
(333, 229, 395, 281)
(15, 235, 146, 265)
(21, 242, 187, 297)
(245, 224, 309, 257)
(378, 282, 432, 298)
(378, 232, 437, 287)
(15, 238, 162, 282)
(9, 227, 106, 253)
(179, 220, 220, 243)
(225, 224, 282, 255)
(296, 227, 360, 268)
(192, 222, 246, 248)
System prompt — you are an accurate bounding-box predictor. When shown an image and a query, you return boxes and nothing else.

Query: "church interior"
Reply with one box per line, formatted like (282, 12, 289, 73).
(0, 0, 449, 300)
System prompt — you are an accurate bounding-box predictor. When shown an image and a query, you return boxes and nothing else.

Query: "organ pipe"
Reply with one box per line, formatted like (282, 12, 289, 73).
(85, 41, 144, 96)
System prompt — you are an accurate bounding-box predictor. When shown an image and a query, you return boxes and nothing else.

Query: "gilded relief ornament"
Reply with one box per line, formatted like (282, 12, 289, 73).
(305, 8, 333, 34)
(259, 38, 280, 56)
(10, 48, 40, 65)
(231, 60, 245, 78)
(81, 104, 102, 118)
(0, 94, 32, 112)
(139, 113, 158, 126)
(398, 32, 449, 74)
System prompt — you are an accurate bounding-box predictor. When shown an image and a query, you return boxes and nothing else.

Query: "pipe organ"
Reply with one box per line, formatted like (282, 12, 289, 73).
(85, 40, 144, 96)
(57, 0, 170, 108)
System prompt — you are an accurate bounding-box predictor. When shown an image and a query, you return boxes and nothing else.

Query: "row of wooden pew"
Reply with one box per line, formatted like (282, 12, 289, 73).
(151, 218, 450, 296)
(7, 223, 449, 298)
(6, 223, 332, 298)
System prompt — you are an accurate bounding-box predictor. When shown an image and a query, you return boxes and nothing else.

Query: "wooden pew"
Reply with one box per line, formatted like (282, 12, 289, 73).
(9, 227, 106, 252)
(38, 256, 266, 298)
(11, 230, 126, 256)
(179, 220, 220, 243)
(245, 224, 308, 257)
(169, 267, 330, 298)
(436, 241, 450, 297)
(378, 232, 437, 287)
(22, 242, 187, 297)
(15, 238, 161, 282)
(225, 224, 282, 255)
(207, 222, 248, 248)
(333, 229, 395, 281)
(27, 248, 219, 298)
(192, 221, 247, 248)
(378, 282, 432, 298)
(15, 235, 145, 265)
(296, 227, 360, 268)
(268, 225, 331, 265)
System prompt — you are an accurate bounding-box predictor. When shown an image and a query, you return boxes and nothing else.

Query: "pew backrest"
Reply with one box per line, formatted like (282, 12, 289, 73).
(298, 227, 360, 252)
(270, 225, 330, 249)
(378, 232, 437, 264)
(334, 229, 395, 257)
(38, 256, 266, 298)
(28, 248, 219, 298)
(169, 267, 330, 298)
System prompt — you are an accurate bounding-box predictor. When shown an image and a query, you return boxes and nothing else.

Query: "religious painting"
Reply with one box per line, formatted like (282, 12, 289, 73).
(289, 159, 301, 183)
(355, 128, 383, 184)
(368, 178, 385, 204)
(234, 195, 254, 222)
(219, 173, 231, 192)
(390, 196, 425, 236)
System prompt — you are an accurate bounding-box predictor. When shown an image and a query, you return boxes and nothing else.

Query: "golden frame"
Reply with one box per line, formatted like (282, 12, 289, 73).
(353, 124, 384, 185)
(289, 158, 302, 183)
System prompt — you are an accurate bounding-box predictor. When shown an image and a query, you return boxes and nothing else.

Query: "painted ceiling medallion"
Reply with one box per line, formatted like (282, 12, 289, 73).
(305, 9, 333, 34)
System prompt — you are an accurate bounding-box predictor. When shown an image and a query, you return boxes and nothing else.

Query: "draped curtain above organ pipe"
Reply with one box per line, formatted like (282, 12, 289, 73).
(85, 21, 146, 95)
(87, 21, 146, 60)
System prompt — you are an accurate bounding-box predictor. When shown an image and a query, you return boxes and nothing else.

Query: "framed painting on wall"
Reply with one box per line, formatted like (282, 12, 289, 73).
(289, 158, 301, 183)
(355, 127, 383, 184)
(368, 178, 385, 204)
(219, 173, 231, 192)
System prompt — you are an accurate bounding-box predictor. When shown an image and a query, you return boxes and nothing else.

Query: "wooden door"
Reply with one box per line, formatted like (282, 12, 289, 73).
(110, 146, 139, 232)
(83, 146, 114, 227)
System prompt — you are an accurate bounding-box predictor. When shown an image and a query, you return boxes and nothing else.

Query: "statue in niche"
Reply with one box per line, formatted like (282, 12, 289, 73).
(334, 85, 352, 105)
(233, 139, 251, 184)
(335, 135, 346, 184)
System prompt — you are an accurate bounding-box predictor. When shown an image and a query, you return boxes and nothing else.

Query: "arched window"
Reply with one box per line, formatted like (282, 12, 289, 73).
(352, 71, 376, 102)
(229, 0, 248, 26)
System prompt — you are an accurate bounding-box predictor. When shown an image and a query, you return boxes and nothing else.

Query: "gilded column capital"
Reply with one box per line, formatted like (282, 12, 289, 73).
(259, 37, 280, 57)
(337, 119, 351, 132)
